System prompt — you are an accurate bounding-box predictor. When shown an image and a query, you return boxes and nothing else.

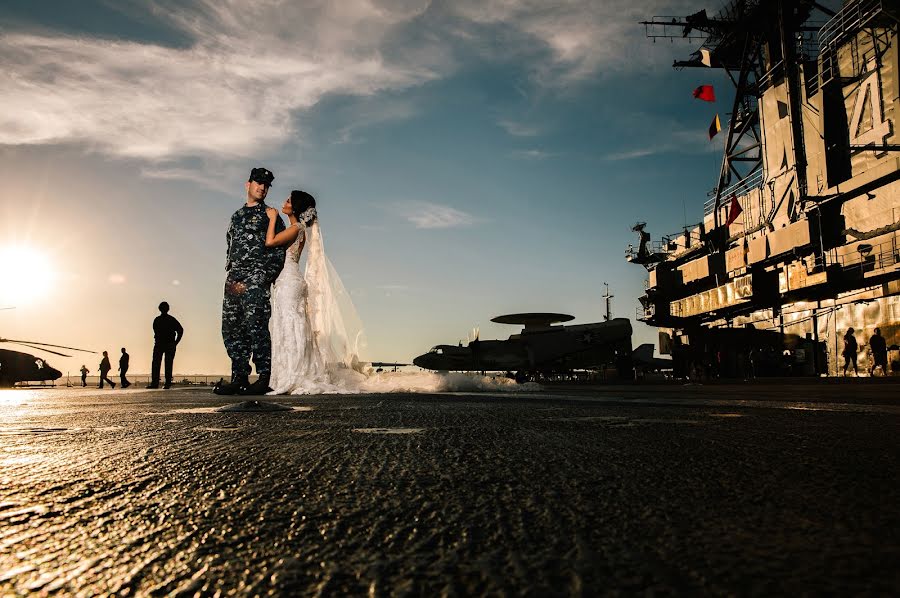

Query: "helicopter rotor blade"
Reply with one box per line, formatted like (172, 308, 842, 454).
(0, 339, 97, 354)
(6, 342, 72, 357)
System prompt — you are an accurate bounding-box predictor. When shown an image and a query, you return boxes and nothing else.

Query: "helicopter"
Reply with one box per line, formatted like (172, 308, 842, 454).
(0, 336, 97, 387)
(0, 306, 97, 387)
(412, 313, 633, 381)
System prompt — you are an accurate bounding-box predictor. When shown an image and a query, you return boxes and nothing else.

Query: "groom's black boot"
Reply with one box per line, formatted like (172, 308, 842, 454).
(240, 375, 271, 396)
(214, 376, 248, 395)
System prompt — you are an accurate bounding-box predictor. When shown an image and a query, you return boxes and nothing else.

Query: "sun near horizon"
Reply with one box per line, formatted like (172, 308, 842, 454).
(0, 245, 57, 308)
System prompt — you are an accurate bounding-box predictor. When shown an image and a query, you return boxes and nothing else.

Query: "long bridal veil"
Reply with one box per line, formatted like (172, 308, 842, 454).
(287, 220, 537, 395)
(304, 222, 368, 377)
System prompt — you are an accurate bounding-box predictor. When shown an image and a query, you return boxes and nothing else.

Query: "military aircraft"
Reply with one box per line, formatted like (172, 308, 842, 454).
(631, 343, 673, 374)
(370, 361, 411, 373)
(0, 337, 96, 387)
(412, 313, 633, 380)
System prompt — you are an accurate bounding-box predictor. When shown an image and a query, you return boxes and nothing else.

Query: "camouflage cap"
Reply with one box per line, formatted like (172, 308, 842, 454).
(249, 167, 274, 185)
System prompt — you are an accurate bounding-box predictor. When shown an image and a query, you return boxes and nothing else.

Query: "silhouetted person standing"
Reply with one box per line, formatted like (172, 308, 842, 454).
(80, 365, 89, 387)
(870, 327, 887, 376)
(98, 351, 116, 389)
(148, 301, 183, 389)
(843, 327, 858, 376)
(119, 348, 131, 388)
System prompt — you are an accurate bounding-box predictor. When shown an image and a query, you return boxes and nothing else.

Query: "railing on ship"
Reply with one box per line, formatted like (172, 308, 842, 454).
(625, 226, 706, 262)
(624, 240, 666, 261)
(819, 0, 891, 87)
(635, 305, 654, 321)
(819, 0, 888, 50)
(704, 169, 764, 217)
(825, 236, 900, 275)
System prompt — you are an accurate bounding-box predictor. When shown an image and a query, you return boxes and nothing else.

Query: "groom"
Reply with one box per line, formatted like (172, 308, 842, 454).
(215, 167, 286, 395)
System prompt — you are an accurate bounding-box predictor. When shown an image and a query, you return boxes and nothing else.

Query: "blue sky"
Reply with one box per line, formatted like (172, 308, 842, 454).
(0, 0, 732, 375)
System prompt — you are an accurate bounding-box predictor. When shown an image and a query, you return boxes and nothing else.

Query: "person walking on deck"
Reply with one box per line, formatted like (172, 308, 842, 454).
(98, 351, 115, 389)
(842, 328, 859, 377)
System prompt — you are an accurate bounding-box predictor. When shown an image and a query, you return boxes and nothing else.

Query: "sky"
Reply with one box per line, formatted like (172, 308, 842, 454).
(0, 0, 734, 376)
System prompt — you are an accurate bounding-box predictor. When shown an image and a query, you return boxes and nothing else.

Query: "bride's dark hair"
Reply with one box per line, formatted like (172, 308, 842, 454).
(290, 190, 317, 224)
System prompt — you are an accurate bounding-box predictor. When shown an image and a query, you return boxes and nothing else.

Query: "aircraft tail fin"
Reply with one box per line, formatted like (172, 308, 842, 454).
(632, 343, 655, 363)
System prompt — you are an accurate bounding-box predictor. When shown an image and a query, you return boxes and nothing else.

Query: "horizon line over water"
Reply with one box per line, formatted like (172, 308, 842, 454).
(30, 369, 425, 386)
(39, 374, 245, 385)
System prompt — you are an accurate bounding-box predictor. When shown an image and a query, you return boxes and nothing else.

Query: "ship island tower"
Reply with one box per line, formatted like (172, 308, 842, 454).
(628, 0, 900, 377)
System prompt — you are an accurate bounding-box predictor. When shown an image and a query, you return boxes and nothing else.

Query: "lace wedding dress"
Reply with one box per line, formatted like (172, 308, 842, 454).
(268, 220, 367, 395)
(267, 220, 542, 395)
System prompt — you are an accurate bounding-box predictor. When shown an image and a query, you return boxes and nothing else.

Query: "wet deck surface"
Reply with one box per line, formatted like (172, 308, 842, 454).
(1, 384, 898, 595)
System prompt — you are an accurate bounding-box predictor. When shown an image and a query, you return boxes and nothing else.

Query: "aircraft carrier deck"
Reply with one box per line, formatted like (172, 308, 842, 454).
(1, 385, 897, 595)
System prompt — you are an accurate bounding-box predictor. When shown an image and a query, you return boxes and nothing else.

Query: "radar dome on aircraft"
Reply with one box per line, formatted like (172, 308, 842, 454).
(490, 313, 574, 329)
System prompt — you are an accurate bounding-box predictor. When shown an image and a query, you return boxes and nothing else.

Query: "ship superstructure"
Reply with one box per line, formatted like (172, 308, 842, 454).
(628, 0, 900, 376)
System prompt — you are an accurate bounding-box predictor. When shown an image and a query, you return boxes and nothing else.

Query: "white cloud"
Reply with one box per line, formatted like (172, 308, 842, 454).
(334, 97, 420, 144)
(511, 149, 554, 160)
(394, 201, 477, 229)
(139, 166, 235, 193)
(0, 0, 702, 166)
(0, 1, 441, 160)
(449, 0, 700, 85)
(602, 148, 659, 161)
(600, 112, 721, 161)
(498, 119, 540, 137)
(108, 273, 127, 284)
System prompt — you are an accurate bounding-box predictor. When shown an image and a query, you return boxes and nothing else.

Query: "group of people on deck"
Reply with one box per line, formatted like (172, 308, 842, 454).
(79, 302, 184, 389)
(842, 326, 889, 377)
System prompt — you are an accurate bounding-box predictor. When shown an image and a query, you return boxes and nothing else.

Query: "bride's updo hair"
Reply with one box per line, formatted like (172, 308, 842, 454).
(290, 190, 317, 225)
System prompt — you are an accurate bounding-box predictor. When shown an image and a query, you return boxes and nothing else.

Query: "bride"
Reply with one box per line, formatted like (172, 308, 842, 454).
(264, 190, 366, 394)
(262, 192, 532, 396)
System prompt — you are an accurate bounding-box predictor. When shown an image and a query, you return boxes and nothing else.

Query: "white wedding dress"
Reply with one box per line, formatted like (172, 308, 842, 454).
(268, 221, 367, 395)
(267, 218, 537, 396)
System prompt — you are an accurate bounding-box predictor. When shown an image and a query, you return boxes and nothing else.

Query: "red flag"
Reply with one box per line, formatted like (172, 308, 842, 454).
(692, 85, 715, 102)
(708, 114, 721, 140)
(725, 193, 743, 226)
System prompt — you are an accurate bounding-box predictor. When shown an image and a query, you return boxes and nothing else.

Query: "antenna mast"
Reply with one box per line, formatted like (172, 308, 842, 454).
(602, 283, 614, 321)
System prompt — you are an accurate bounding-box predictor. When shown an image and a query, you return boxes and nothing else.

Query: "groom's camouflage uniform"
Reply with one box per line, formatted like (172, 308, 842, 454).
(222, 202, 285, 381)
